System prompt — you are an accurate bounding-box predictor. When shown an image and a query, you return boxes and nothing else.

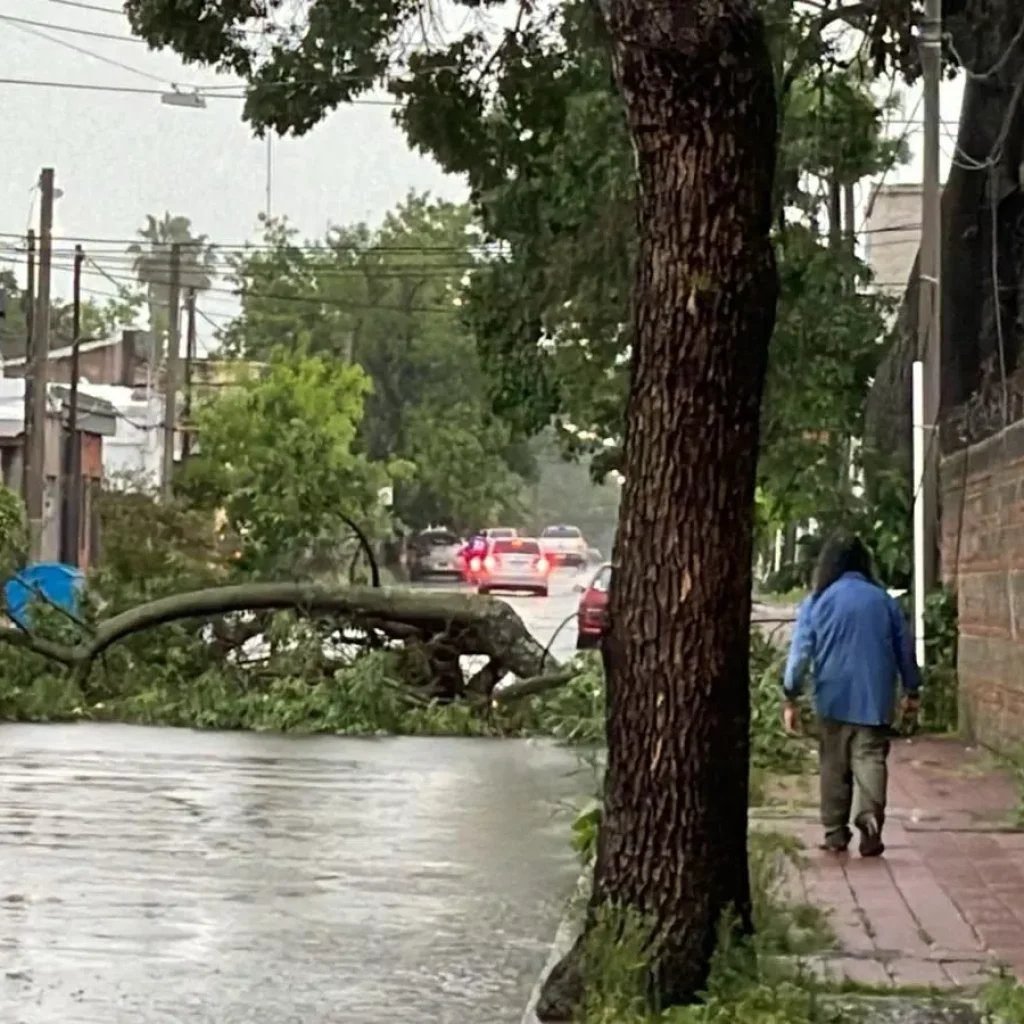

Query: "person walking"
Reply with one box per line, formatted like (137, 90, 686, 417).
(781, 534, 921, 857)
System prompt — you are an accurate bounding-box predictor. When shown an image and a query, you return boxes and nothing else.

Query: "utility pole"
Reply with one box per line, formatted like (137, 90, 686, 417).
(21, 229, 35, 500)
(913, 0, 943, 664)
(266, 135, 273, 220)
(161, 243, 182, 499)
(62, 245, 84, 566)
(27, 169, 55, 562)
(181, 288, 196, 460)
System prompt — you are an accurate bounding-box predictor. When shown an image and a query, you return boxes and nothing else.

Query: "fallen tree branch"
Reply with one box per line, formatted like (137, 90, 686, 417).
(0, 623, 78, 664)
(492, 668, 579, 703)
(1, 583, 560, 687)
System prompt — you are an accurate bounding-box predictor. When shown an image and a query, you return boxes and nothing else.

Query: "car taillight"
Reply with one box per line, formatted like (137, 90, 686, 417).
(469, 556, 482, 571)
(536, 557, 550, 574)
(483, 555, 499, 571)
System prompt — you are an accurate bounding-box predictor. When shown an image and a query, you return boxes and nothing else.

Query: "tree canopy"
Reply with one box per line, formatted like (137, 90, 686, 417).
(0, 267, 144, 361)
(178, 349, 391, 573)
(218, 195, 532, 533)
(125, 1, 914, 540)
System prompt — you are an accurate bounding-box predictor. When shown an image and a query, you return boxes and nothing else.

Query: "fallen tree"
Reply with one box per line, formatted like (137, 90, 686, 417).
(0, 583, 563, 700)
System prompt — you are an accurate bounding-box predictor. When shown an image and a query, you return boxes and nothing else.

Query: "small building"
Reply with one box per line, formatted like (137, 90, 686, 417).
(1, 330, 152, 388)
(862, 182, 948, 298)
(0, 380, 117, 568)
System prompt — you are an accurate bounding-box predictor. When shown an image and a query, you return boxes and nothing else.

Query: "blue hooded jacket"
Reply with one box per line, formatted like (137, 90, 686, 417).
(783, 572, 921, 726)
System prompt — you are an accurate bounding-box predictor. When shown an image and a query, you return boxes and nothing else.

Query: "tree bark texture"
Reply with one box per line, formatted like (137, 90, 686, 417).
(558, 0, 777, 1011)
(865, 1, 1024, 463)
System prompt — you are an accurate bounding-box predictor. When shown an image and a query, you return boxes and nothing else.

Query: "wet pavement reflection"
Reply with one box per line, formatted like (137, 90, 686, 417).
(0, 726, 588, 1022)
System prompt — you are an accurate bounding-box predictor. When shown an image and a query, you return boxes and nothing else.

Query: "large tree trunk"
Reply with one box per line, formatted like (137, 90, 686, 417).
(537, 0, 778, 1017)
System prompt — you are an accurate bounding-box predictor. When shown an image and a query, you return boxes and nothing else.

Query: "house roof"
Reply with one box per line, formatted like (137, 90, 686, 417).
(0, 379, 118, 438)
(0, 335, 129, 369)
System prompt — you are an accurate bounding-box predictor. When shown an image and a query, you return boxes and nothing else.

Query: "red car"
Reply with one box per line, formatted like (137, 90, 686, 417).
(576, 563, 612, 649)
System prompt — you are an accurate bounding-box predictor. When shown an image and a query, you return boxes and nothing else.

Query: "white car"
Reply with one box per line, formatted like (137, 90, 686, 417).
(481, 527, 519, 541)
(477, 537, 551, 597)
(540, 524, 588, 568)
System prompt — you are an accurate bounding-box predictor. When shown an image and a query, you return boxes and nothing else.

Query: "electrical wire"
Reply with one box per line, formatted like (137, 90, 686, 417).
(32, 0, 123, 14)
(0, 222, 929, 255)
(988, 163, 1010, 427)
(1, 14, 177, 85)
(944, 18, 1024, 84)
(1, 11, 147, 43)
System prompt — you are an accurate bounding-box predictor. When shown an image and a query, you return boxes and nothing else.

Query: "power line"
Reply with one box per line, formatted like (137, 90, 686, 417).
(0, 220, 926, 257)
(0, 69, 962, 125)
(0, 75, 398, 104)
(32, 0, 124, 14)
(0, 229, 502, 254)
(26, 0, 273, 35)
(62, 261, 465, 315)
(944, 18, 1024, 84)
(1, 14, 173, 85)
(0, 11, 147, 43)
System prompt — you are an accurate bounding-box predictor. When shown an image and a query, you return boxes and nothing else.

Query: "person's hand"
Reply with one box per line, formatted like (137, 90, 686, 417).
(901, 692, 921, 728)
(782, 699, 801, 736)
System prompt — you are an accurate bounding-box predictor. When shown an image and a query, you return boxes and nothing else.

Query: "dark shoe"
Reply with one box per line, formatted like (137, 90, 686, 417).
(819, 827, 851, 853)
(856, 814, 885, 858)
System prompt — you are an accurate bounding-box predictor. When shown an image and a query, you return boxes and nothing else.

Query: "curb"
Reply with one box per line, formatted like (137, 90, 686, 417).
(520, 871, 591, 1024)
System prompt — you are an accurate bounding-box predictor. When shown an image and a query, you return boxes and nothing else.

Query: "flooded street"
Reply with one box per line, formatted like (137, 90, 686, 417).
(0, 573, 594, 1023)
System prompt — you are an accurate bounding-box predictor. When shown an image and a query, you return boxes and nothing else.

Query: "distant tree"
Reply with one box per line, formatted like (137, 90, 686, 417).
(0, 268, 144, 361)
(177, 349, 394, 573)
(221, 196, 531, 533)
(128, 213, 216, 361)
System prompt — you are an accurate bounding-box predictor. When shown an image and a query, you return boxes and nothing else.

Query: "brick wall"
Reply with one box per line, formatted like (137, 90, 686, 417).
(940, 422, 1024, 753)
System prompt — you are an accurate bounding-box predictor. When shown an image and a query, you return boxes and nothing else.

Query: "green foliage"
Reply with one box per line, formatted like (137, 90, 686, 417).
(0, 484, 27, 583)
(571, 798, 603, 868)
(750, 633, 812, 775)
(0, 639, 517, 736)
(758, 231, 895, 533)
(178, 349, 388, 572)
(921, 587, 958, 733)
(93, 484, 228, 600)
(575, 830, 836, 1024)
(126, 0, 909, 509)
(981, 973, 1024, 1022)
(532, 650, 606, 745)
(218, 196, 530, 532)
(533, 638, 808, 779)
(0, 268, 143, 361)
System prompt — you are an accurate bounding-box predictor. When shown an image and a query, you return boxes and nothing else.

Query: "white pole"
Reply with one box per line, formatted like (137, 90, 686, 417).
(912, 360, 927, 667)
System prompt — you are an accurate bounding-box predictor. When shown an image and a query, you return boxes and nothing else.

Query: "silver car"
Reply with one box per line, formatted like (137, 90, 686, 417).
(476, 537, 551, 597)
(408, 529, 464, 581)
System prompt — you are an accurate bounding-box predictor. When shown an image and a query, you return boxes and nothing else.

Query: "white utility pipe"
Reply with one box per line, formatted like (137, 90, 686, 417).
(912, 360, 927, 668)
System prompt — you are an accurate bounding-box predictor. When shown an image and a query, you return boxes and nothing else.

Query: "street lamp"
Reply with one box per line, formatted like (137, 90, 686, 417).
(161, 89, 207, 109)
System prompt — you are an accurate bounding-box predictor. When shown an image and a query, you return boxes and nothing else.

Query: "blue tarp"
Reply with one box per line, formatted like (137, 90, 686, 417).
(3, 562, 84, 629)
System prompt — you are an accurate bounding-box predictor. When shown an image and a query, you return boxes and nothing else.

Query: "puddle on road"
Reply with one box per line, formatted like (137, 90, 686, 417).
(0, 725, 586, 1024)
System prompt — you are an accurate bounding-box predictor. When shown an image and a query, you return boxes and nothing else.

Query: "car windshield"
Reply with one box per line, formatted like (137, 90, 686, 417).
(541, 526, 581, 538)
(494, 538, 540, 555)
(591, 566, 612, 592)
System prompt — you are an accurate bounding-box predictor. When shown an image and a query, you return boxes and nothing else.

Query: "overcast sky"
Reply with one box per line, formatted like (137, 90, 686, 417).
(2, 0, 967, 351)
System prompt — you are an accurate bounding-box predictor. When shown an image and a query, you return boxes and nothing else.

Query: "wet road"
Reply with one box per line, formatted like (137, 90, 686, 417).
(430, 566, 589, 666)
(0, 571, 593, 1024)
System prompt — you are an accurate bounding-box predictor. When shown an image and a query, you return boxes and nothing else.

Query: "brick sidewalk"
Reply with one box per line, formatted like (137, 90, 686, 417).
(766, 736, 1024, 989)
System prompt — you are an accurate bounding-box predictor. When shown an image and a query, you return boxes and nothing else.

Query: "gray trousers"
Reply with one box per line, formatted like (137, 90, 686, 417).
(818, 718, 890, 835)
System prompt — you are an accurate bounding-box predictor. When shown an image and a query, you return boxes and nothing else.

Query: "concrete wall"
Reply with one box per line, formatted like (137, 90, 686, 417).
(863, 183, 926, 297)
(941, 421, 1024, 753)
